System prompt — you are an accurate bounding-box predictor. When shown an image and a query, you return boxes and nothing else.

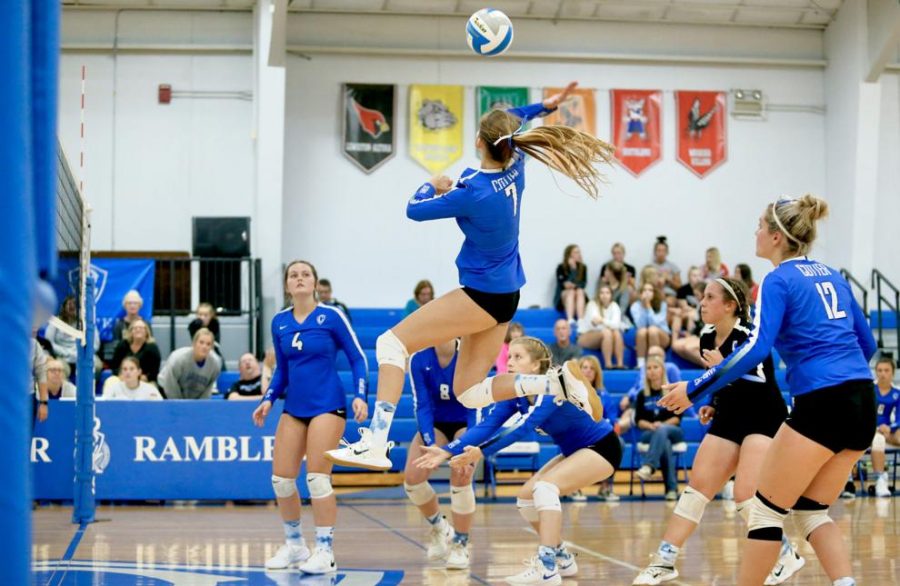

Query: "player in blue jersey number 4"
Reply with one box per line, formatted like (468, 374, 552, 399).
(327, 82, 616, 471)
(659, 195, 877, 586)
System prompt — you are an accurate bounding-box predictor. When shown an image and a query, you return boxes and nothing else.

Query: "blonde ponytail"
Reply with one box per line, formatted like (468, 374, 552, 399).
(766, 194, 829, 256)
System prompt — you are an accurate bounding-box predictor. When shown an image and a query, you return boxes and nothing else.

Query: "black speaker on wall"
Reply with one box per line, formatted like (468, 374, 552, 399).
(192, 217, 250, 315)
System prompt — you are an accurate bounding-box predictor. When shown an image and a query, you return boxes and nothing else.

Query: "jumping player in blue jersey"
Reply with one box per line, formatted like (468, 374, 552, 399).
(402, 339, 478, 570)
(416, 337, 622, 586)
(871, 357, 900, 497)
(252, 260, 369, 575)
(659, 195, 877, 586)
(633, 278, 803, 586)
(327, 82, 616, 471)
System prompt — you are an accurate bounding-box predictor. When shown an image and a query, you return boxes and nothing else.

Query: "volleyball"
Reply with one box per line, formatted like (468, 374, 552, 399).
(466, 9, 513, 56)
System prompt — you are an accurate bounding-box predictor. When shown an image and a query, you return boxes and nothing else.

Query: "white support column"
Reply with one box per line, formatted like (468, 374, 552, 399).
(866, 0, 900, 82)
(253, 0, 287, 344)
(823, 0, 883, 279)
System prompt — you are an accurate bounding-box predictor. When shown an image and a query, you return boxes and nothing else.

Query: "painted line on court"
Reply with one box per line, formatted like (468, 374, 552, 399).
(45, 521, 89, 586)
(346, 503, 490, 586)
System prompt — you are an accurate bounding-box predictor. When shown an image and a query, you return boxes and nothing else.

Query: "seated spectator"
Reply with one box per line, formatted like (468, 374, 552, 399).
(103, 356, 163, 400)
(871, 357, 900, 497)
(634, 355, 683, 500)
(651, 236, 681, 295)
(630, 283, 671, 364)
(405, 279, 435, 316)
(317, 278, 351, 321)
(45, 359, 76, 400)
(226, 353, 264, 401)
(261, 346, 276, 394)
(495, 322, 524, 374)
(188, 302, 220, 343)
(601, 260, 633, 313)
(549, 318, 582, 365)
(700, 246, 729, 281)
(554, 244, 588, 324)
(31, 337, 49, 423)
(734, 263, 759, 304)
(577, 285, 626, 369)
(670, 266, 706, 359)
(158, 328, 221, 399)
(617, 345, 682, 434)
(599, 241, 636, 283)
(45, 295, 99, 381)
(111, 289, 145, 342)
(110, 318, 161, 383)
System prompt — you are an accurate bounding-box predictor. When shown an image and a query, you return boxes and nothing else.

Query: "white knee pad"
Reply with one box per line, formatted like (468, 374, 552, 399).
(272, 475, 297, 499)
(736, 498, 753, 525)
(457, 378, 494, 409)
(792, 496, 833, 541)
(673, 487, 711, 524)
(747, 492, 788, 542)
(532, 481, 561, 512)
(450, 484, 476, 515)
(403, 481, 436, 506)
(376, 330, 409, 371)
(306, 473, 333, 499)
(517, 498, 539, 523)
(872, 432, 886, 452)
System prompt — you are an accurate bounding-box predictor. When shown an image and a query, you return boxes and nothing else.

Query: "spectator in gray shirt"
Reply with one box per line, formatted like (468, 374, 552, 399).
(651, 235, 682, 296)
(548, 318, 582, 366)
(158, 328, 221, 399)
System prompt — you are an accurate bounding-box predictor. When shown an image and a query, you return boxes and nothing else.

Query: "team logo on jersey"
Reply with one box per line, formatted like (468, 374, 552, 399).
(676, 90, 727, 178)
(317, 314, 326, 325)
(342, 83, 396, 174)
(418, 99, 458, 131)
(611, 89, 662, 176)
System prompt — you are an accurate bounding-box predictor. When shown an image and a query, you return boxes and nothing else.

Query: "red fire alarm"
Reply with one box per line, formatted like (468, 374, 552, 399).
(158, 84, 172, 104)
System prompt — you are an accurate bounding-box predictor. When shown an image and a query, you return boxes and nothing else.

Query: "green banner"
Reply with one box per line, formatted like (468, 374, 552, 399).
(476, 86, 530, 126)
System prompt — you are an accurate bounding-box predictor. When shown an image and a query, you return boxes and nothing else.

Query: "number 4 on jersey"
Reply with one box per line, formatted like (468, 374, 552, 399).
(815, 281, 847, 320)
(291, 332, 303, 351)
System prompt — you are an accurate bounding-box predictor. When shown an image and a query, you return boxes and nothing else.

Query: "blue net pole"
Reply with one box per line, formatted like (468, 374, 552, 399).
(73, 276, 97, 524)
(0, 1, 36, 582)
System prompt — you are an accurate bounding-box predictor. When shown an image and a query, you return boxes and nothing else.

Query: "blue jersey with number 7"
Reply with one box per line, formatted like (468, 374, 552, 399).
(687, 257, 876, 402)
(405, 103, 554, 294)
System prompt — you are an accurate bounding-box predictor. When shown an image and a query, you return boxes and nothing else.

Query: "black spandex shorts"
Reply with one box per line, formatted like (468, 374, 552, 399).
(708, 390, 787, 445)
(585, 431, 623, 471)
(786, 380, 876, 453)
(434, 421, 467, 442)
(462, 287, 521, 324)
(288, 408, 347, 427)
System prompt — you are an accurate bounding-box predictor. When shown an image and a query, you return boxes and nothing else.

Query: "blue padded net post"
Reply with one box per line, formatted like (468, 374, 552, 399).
(73, 276, 97, 524)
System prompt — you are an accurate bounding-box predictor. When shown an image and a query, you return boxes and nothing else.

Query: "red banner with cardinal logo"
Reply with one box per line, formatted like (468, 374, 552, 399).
(676, 90, 727, 178)
(610, 89, 662, 176)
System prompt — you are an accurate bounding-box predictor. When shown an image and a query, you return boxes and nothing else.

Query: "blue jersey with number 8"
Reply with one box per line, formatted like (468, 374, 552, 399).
(688, 257, 876, 402)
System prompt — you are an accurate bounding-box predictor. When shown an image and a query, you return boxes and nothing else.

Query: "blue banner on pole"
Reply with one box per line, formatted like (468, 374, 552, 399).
(53, 258, 155, 342)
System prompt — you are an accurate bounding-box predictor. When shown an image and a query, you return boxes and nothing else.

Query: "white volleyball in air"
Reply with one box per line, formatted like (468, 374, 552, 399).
(466, 8, 514, 57)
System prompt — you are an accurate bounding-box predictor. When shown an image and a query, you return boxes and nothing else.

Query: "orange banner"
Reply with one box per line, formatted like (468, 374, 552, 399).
(542, 87, 596, 135)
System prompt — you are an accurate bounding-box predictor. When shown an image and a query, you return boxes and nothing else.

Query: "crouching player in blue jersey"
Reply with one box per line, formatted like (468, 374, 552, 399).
(403, 339, 478, 570)
(633, 278, 803, 586)
(416, 337, 621, 586)
(660, 196, 877, 586)
(327, 82, 616, 471)
(252, 260, 369, 575)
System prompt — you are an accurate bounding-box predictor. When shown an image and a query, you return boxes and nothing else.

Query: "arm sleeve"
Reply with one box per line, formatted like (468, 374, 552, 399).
(159, 358, 182, 400)
(406, 183, 473, 221)
(575, 265, 587, 289)
(111, 341, 127, 374)
(32, 341, 48, 384)
(630, 303, 647, 328)
(203, 359, 221, 396)
(604, 303, 622, 330)
(444, 401, 517, 456)
(476, 397, 558, 457)
(332, 311, 369, 399)
(556, 265, 567, 286)
(849, 293, 877, 361)
(143, 345, 161, 382)
(409, 355, 436, 447)
(686, 274, 787, 403)
(652, 303, 670, 331)
(263, 323, 288, 403)
(891, 397, 900, 432)
(506, 102, 554, 123)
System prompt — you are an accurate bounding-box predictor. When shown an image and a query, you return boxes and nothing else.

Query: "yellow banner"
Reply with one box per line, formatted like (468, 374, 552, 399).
(409, 84, 464, 174)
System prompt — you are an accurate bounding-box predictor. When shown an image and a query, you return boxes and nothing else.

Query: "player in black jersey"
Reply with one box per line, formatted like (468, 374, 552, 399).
(633, 278, 803, 586)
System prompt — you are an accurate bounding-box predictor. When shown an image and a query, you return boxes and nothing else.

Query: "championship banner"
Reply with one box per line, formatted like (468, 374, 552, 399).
(611, 89, 662, 176)
(477, 86, 529, 125)
(409, 84, 464, 174)
(53, 257, 155, 342)
(675, 90, 727, 178)
(542, 87, 596, 135)
(342, 83, 396, 173)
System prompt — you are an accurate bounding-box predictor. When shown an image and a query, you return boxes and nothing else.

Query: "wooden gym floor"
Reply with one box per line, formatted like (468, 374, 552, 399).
(32, 492, 900, 585)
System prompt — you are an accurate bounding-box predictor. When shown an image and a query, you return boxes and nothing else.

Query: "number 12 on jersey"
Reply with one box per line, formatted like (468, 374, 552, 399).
(815, 281, 847, 320)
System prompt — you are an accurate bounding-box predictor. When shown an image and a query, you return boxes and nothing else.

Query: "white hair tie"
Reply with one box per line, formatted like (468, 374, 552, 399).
(771, 199, 803, 246)
(714, 278, 740, 304)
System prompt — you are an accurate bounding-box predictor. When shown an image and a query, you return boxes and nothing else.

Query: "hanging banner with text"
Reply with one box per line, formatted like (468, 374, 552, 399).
(542, 87, 596, 135)
(342, 83, 396, 173)
(610, 89, 662, 177)
(676, 90, 727, 178)
(476, 86, 530, 126)
(409, 84, 464, 174)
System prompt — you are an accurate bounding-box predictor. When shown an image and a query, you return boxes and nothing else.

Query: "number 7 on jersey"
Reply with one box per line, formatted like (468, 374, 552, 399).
(505, 184, 518, 216)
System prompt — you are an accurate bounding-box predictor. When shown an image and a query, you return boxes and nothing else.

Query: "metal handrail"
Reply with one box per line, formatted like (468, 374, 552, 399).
(871, 269, 900, 361)
(840, 268, 868, 314)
